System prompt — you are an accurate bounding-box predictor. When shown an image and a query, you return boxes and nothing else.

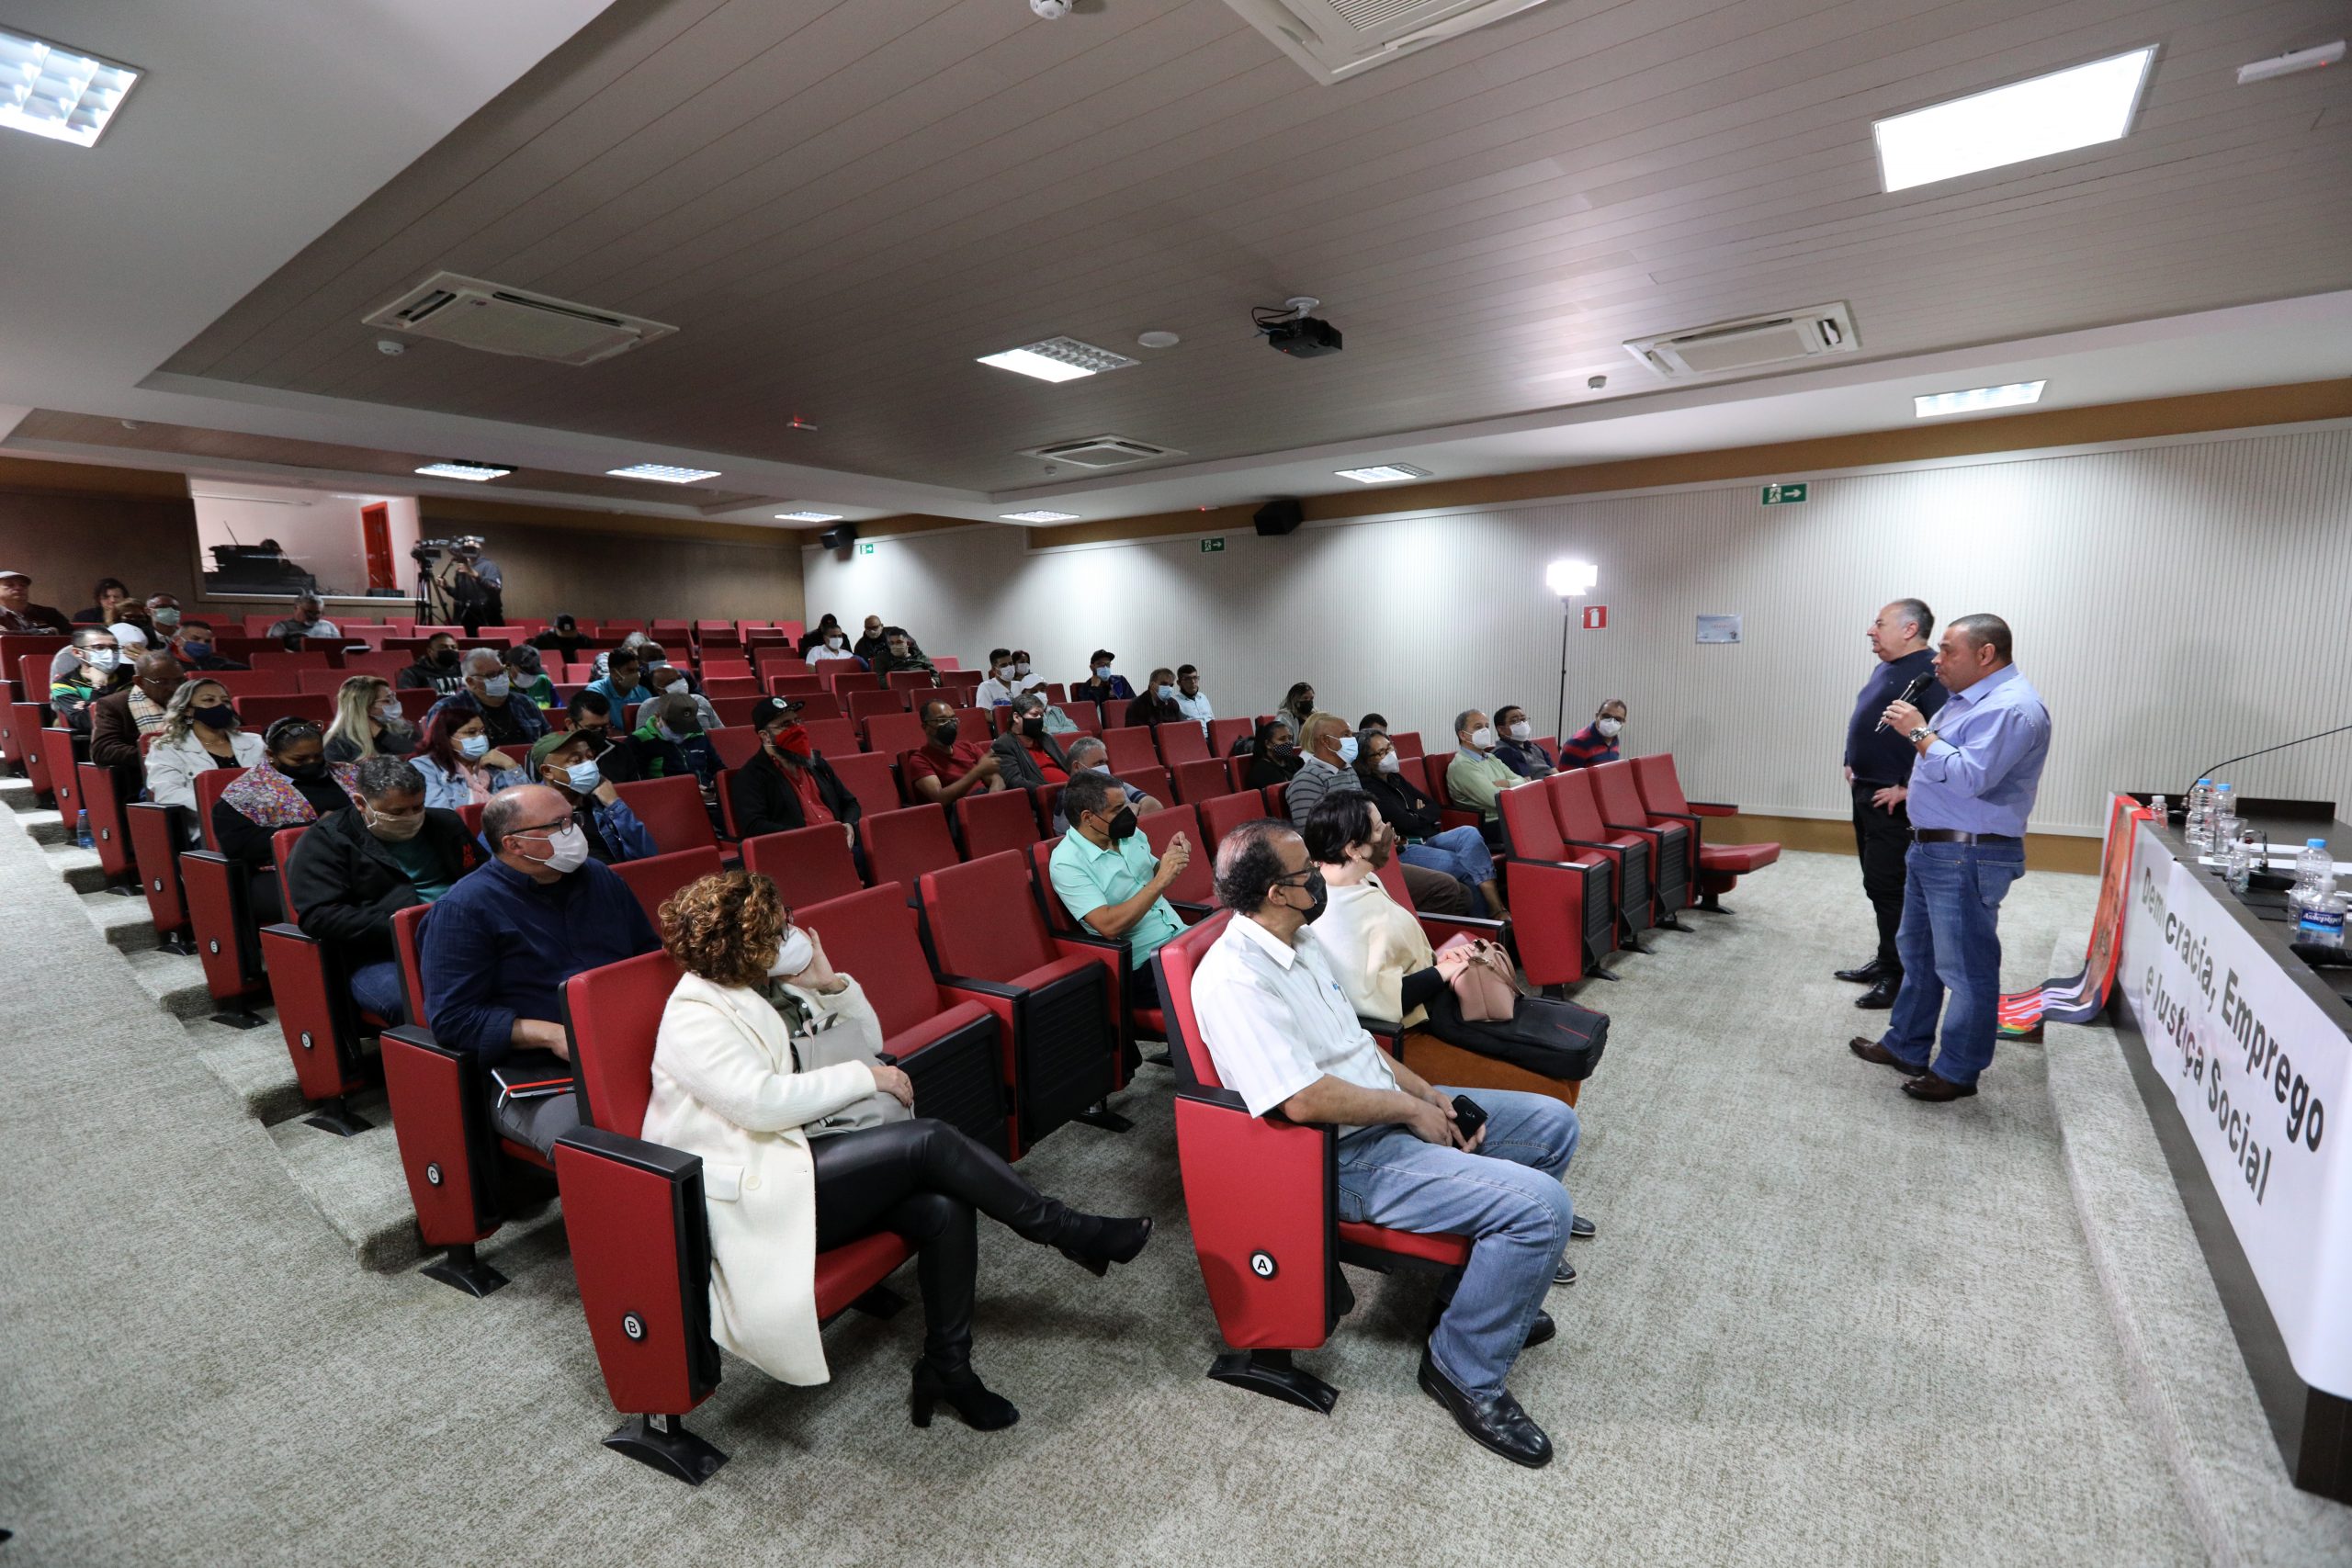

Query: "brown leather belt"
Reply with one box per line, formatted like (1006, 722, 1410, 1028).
(1911, 829, 2020, 844)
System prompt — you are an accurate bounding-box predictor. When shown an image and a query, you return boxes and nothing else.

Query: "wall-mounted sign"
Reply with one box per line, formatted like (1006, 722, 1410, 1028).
(1760, 482, 1808, 505)
(1581, 604, 1607, 630)
(859, 540, 876, 556)
(1199, 537, 1226, 553)
(1696, 614, 1742, 644)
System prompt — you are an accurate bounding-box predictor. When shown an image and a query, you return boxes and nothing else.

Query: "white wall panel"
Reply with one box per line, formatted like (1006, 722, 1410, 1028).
(805, 425, 2352, 835)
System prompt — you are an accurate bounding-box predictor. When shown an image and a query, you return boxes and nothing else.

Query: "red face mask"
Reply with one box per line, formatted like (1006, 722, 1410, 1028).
(770, 724, 812, 758)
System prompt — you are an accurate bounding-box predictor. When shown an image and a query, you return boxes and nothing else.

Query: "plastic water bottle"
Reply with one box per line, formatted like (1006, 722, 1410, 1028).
(2292, 838, 2346, 948)
(2224, 830, 2256, 894)
(2147, 794, 2167, 827)
(74, 808, 91, 849)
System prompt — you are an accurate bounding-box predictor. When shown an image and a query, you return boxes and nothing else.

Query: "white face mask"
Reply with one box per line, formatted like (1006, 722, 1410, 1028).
(480, 675, 511, 700)
(1014, 660, 1031, 677)
(537, 822, 590, 874)
(1468, 726, 1497, 751)
(84, 647, 119, 672)
(662, 680, 687, 696)
(1596, 716, 1623, 739)
(1375, 751, 1401, 775)
(827, 634, 845, 649)
(768, 926, 814, 978)
(458, 733, 490, 759)
(1507, 721, 1531, 740)
(1335, 735, 1359, 765)
(1089, 761, 1114, 776)
(996, 664, 1015, 681)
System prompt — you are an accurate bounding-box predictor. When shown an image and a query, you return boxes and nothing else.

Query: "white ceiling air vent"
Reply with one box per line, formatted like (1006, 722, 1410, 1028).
(1223, 0, 1566, 85)
(1624, 302, 1859, 380)
(1018, 434, 1187, 468)
(362, 272, 678, 367)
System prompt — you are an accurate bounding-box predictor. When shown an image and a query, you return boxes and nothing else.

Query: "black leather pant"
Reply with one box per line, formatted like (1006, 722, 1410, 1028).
(809, 1118, 1069, 1371)
(1851, 779, 1913, 973)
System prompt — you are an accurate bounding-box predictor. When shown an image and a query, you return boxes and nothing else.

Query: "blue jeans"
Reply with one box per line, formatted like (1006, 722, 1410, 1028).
(1401, 826, 1498, 914)
(1334, 1088, 1578, 1396)
(349, 958, 407, 1026)
(1879, 840, 2024, 1086)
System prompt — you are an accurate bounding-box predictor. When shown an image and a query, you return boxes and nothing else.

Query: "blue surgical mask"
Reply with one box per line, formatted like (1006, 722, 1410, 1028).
(458, 733, 490, 759)
(1155, 683, 1175, 701)
(564, 759, 602, 794)
(481, 675, 511, 700)
(181, 640, 212, 659)
(1336, 736, 1359, 765)
(1092, 665, 1111, 680)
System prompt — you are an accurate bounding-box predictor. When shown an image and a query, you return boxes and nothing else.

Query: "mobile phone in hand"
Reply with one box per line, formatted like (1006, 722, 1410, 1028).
(1450, 1093, 1489, 1142)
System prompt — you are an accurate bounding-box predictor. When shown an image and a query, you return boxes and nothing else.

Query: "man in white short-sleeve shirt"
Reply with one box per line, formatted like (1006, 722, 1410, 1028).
(1188, 819, 1588, 1471)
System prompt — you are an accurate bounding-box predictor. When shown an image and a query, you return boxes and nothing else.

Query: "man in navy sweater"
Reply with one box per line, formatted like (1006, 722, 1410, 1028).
(1838, 599, 1947, 1010)
(419, 784, 660, 1156)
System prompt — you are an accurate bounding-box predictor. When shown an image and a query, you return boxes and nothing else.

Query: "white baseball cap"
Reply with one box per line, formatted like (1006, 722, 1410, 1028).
(0, 569, 28, 581)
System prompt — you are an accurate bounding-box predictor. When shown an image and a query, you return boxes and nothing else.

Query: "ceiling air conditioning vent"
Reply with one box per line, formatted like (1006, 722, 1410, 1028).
(362, 272, 678, 366)
(1624, 302, 1859, 380)
(1223, 0, 1566, 84)
(1019, 434, 1187, 468)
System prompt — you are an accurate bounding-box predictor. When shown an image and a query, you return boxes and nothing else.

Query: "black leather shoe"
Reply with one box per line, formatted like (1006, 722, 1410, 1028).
(1849, 1035, 1925, 1073)
(910, 1359, 1020, 1431)
(1552, 1258, 1577, 1286)
(1569, 1213, 1596, 1240)
(1854, 976, 1900, 1010)
(1834, 958, 1886, 984)
(1902, 1072, 1979, 1102)
(1419, 1348, 1553, 1468)
(1430, 1304, 1557, 1347)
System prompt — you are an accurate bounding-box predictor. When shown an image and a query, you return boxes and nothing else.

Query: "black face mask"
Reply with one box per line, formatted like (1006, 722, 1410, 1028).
(1103, 807, 1138, 840)
(929, 719, 959, 747)
(191, 705, 236, 731)
(432, 649, 458, 669)
(283, 760, 328, 782)
(1285, 868, 1329, 924)
(1021, 716, 1046, 739)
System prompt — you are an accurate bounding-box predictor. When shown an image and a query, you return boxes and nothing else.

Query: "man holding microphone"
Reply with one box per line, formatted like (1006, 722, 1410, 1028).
(1849, 614, 2051, 1102)
(1838, 599, 1944, 1010)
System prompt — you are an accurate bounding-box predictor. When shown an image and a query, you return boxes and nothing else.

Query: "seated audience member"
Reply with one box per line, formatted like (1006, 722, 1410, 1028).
(72, 576, 133, 626)
(590, 630, 654, 680)
(973, 648, 1026, 708)
(1172, 664, 1214, 734)
(145, 680, 264, 834)
(1283, 711, 1362, 822)
(1558, 699, 1628, 770)
(1358, 728, 1505, 917)
(50, 627, 129, 734)
(397, 631, 467, 694)
(1277, 682, 1318, 737)
(851, 615, 890, 664)
(285, 755, 472, 1025)
(904, 698, 1003, 805)
(729, 697, 860, 845)
(418, 784, 662, 1156)
(88, 652, 184, 773)
(1061, 734, 1164, 817)
(529, 613, 589, 662)
(525, 729, 655, 863)
(0, 568, 73, 634)
(560, 689, 638, 784)
(797, 612, 846, 656)
(323, 676, 414, 763)
(410, 705, 527, 811)
(644, 660, 722, 732)
(805, 617, 861, 669)
(585, 648, 655, 711)
(1446, 708, 1523, 842)
(1070, 649, 1133, 707)
(1009, 650, 1046, 694)
(1244, 716, 1302, 792)
(643, 870, 1149, 1421)
(1359, 713, 1388, 735)
(1047, 772, 1188, 975)
(430, 649, 550, 753)
(142, 593, 184, 643)
(1492, 705, 1556, 779)
(503, 643, 556, 709)
(872, 626, 937, 682)
(1124, 667, 1184, 729)
(989, 693, 1070, 789)
(628, 692, 718, 789)
(1302, 795, 1453, 1029)
(266, 592, 342, 641)
(167, 617, 246, 671)
(211, 719, 364, 925)
(103, 620, 153, 670)
(1191, 820, 1583, 1468)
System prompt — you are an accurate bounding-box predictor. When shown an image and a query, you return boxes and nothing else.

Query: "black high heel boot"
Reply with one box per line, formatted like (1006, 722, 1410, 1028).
(1054, 1213, 1154, 1277)
(910, 1358, 1020, 1431)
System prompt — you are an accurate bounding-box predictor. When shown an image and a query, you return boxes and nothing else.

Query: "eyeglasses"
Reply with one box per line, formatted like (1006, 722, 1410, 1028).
(505, 817, 574, 839)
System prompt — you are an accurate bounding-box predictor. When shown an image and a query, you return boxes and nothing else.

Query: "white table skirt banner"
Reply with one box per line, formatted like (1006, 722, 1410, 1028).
(2118, 819, 2351, 1397)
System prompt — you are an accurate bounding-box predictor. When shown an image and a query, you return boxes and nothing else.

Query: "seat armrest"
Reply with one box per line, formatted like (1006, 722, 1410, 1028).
(1175, 1085, 1251, 1113)
(936, 974, 1024, 1000)
(557, 1122, 699, 1181)
(1357, 1016, 1404, 1057)
(1688, 800, 1739, 816)
(552, 1127, 721, 1418)
(1413, 912, 1508, 944)
(1169, 898, 1216, 920)
(1565, 836, 1629, 863)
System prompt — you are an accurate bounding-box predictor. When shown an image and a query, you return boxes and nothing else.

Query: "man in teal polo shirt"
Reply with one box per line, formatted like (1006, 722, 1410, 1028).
(1048, 771, 1190, 971)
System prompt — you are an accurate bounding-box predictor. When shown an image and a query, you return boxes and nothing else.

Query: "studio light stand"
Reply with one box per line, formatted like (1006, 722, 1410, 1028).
(1547, 558, 1599, 745)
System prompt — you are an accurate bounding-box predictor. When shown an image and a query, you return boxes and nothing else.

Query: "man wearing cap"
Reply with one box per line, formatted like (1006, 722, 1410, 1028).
(523, 728, 655, 865)
(0, 570, 72, 634)
(1071, 649, 1133, 707)
(728, 696, 862, 846)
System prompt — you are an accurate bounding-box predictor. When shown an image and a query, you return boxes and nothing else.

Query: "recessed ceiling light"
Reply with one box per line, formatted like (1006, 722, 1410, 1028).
(774, 510, 843, 523)
(1913, 380, 2047, 418)
(0, 28, 141, 148)
(1334, 463, 1430, 483)
(414, 461, 514, 482)
(1001, 510, 1080, 523)
(607, 463, 721, 483)
(1136, 331, 1182, 350)
(1872, 47, 2155, 192)
(978, 336, 1139, 383)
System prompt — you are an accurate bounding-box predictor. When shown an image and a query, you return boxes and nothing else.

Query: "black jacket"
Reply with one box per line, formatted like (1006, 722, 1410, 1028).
(728, 750, 861, 840)
(1124, 694, 1183, 728)
(395, 657, 466, 694)
(1359, 765, 1443, 840)
(1246, 749, 1301, 793)
(284, 806, 473, 965)
(990, 729, 1069, 791)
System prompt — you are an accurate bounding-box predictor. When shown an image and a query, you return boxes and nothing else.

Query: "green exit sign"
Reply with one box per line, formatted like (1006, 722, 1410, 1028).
(859, 540, 876, 556)
(1759, 482, 1808, 505)
(1199, 536, 1226, 553)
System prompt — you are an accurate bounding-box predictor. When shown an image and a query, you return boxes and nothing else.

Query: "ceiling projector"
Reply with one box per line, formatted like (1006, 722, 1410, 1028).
(1266, 314, 1342, 358)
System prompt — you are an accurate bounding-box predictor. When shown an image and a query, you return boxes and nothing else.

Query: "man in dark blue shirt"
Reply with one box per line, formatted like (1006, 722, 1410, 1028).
(1838, 599, 1946, 1010)
(419, 784, 661, 1156)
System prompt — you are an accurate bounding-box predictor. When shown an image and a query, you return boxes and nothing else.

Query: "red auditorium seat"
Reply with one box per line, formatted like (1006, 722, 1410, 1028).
(955, 785, 1039, 862)
(862, 710, 926, 758)
(707, 696, 763, 728)
(1156, 911, 1472, 1414)
(251, 649, 331, 675)
(1125, 764, 1171, 809)
(741, 824, 864, 908)
(124, 800, 196, 953)
(1139, 803, 1216, 911)
(1198, 789, 1270, 850)
(707, 728, 762, 770)
(702, 677, 763, 700)
(884, 671, 936, 696)
(74, 757, 137, 884)
(614, 776, 723, 858)
(612, 845, 725, 926)
(825, 751, 901, 823)
(1495, 784, 1618, 988)
(1390, 730, 1425, 762)
(1171, 758, 1234, 806)
(800, 716, 860, 755)
(180, 764, 270, 1028)
(1630, 753, 1780, 911)
(39, 727, 80, 829)
(1101, 726, 1158, 773)
(785, 691, 842, 721)
(1588, 760, 1692, 923)
(847, 688, 908, 726)
(1026, 838, 1172, 1048)
(1156, 722, 1210, 767)
(864, 803, 960, 897)
(1059, 701, 1102, 736)
(1418, 755, 1484, 834)
(1544, 769, 1657, 943)
(256, 825, 378, 1136)
(825, 670, 883, 699)
(1207, 717, 1250, 757)
(765, 670, 823, 699)
(920, 851, 1128, 1155)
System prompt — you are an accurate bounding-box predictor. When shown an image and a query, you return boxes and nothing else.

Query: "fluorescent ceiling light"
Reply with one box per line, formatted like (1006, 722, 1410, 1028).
(978, 337, 1139, 383)
(607, 463, 721, 484)
(774, 510, 842, 523)
(1334, 463, 1430, 483)
(0, 28, 141, 148)
(1001, 510, 1080, 523)
(1913, 380, 2047, 418)
(414, 461, 514, 482)
(1872, 47, 2155, 192)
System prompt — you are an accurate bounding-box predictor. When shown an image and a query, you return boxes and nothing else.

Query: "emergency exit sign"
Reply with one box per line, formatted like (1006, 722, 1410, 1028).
(1760, 482, 1808, 505)
(1199, 536, 1225, 553)
(1582, 605, 1608, 630)
(859, 540, 876, 556)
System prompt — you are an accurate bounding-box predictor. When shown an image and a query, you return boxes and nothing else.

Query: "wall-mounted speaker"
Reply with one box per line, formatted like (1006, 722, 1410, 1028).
(1253, 499, 1303, 536)
(818, 522, 860, 551)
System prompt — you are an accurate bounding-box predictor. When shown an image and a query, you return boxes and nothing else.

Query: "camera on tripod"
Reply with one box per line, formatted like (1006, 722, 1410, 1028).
(413, 535, 485, 565)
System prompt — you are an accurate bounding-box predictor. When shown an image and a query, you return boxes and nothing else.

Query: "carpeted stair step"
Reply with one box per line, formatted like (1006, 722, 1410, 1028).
(45, 840, 118, 894)
(120, 943, 218, 1021)
(0, 773, 40, 812)
(79, 886, 162, 951)
(22, 806, 69, 845)
(264, 1087, 426, 1272)
(189, 1015, 306, 1127)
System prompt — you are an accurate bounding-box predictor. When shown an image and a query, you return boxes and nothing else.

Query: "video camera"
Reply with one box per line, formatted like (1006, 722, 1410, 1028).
(412, 535, 487, 566)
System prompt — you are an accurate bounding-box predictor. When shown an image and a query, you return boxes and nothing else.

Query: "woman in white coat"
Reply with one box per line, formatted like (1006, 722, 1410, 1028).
(642, 870, 1151, 1431)
(143, 678, 266, 840)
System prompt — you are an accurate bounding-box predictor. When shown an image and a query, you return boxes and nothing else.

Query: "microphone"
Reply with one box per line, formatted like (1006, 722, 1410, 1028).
(1874, 672, 1935, 732)
(2180, 722, 2352, 807)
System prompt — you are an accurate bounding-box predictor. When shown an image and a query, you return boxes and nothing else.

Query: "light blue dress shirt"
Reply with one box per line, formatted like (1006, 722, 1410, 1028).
(1905, 664, 2051, 837)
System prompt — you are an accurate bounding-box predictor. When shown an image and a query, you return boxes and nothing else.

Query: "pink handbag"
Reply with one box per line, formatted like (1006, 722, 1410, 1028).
(1436, 934, 1521, 1022)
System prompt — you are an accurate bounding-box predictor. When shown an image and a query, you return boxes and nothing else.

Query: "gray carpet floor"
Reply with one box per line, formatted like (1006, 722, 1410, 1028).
(0, 816, 2229, 1565)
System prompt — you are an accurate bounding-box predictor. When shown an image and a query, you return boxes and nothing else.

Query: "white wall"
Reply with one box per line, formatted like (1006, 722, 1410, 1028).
(805, 423, 2352, 836)
(191, 481, 420, 599)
